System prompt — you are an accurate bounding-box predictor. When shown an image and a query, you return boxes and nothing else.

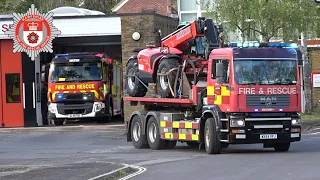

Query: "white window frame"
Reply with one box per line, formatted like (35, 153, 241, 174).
(177, 0, 211, 22)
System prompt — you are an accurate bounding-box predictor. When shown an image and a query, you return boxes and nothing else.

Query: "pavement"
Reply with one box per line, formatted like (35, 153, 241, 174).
(0, 121, 319, 180)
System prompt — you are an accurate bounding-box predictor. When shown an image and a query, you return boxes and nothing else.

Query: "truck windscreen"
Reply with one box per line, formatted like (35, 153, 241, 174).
(233, 60, 297, 85)
(49, 62, 102, 83)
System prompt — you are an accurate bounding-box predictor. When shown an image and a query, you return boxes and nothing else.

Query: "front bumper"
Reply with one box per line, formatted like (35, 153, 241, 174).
(228, 126, 301, 144)
(48, 102, 106, 119)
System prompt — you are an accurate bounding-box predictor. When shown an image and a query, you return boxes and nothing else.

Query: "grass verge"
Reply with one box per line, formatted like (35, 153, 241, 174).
(300, 112, 320, 126)
(103, 167, 138, 180)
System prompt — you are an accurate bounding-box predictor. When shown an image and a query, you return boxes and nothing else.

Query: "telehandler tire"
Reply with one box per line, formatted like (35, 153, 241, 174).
(157, 59, 180, 98)
(126, 59, 147, 97)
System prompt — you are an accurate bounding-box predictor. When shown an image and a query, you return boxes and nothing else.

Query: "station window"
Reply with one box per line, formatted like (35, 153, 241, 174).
(5, 73, 21, 103)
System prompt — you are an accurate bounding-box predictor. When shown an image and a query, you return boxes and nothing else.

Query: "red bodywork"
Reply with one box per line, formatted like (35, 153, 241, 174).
(138, 47, 183, 74)
(206, 48, 301, 113)
(137, 21, 205, 76)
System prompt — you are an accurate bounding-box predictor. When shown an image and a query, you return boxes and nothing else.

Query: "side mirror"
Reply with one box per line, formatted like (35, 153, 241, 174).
(108, 72, 113, 80)
(41, 65, 46, 72)
(216, 62, 225, 84)
(41, 72, 47, 83)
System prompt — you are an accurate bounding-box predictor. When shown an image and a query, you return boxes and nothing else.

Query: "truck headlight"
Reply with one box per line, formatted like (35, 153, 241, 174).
(94, 103, 105, 112)
(291, 118, 301, 125)
(48, 103, 57, 113)
(230, 119, 245, 127)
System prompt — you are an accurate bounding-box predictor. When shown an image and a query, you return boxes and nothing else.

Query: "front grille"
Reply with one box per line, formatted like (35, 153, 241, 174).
(246, 95, 290, 108)
(246, 120, 291, 134)
(61, 92, 95, 102)
(57, 103, 94, 115)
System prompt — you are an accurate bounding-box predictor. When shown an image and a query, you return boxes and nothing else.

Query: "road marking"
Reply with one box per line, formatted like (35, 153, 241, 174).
(118, 164, 147, 180)
(303, 131, 320, 135)
(87, 164, 129, 180)
(87, 163, 146, 180)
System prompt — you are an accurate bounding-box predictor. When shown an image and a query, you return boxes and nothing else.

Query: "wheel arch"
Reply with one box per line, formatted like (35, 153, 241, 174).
(200, 105, 223, 143)
(126, 55, 138, 66)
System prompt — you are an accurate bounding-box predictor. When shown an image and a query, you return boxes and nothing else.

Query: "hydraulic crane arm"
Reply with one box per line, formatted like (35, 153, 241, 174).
(160, 18, 206, 50)
(160, 17, 222, 53)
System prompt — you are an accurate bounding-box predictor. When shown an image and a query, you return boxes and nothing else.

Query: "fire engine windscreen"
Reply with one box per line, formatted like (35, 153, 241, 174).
(233, 60, 297, 85)
(49, 62, 102, 82)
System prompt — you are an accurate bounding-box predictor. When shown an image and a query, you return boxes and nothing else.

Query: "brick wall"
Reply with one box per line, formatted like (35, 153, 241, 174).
(310, 48, 320, 111)
(120, 13, 178, 124)
(117, 0, 175, 16)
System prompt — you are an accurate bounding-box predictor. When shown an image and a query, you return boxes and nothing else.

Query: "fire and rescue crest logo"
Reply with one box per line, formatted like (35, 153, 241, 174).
(4, 4, 61, 61)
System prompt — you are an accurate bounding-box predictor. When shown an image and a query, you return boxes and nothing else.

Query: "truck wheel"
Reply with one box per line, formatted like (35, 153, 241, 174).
(131, 115, 149, 149)
(146, 116, 167, 150)
(273, 142, 290, 152)
(166, 140, 177, 149)
(126, 59, 147, 97)
(54, 119, 64, 126)
(157, 59, 180, 98)
(204, 117, 222, 154)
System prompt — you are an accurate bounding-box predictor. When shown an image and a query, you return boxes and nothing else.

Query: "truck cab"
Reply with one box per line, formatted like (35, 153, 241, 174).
(45, 52, 123, 125)
(205, 42, 301, 145)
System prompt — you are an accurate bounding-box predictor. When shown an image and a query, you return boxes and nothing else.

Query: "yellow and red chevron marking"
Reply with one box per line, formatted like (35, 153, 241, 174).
(50, 89, 104, 101)
(207, 85, 230, 105)
(160, 121, 199, 129)
(160, 133, 199, 141)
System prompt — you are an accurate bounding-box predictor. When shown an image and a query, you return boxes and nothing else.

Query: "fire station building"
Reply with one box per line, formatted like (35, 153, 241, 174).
(0, 5, 179, 128)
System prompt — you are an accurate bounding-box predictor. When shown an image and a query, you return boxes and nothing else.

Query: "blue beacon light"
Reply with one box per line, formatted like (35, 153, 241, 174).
(229, 42, 298, 48)
(56, 94, 64, 100)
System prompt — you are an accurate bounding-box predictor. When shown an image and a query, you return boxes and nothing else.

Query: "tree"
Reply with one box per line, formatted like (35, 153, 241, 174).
(79, 0, 119, 14)
(204, 0, 319, 42)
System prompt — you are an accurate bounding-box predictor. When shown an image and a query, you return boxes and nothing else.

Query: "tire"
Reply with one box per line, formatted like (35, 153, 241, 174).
(125, 59, 147, 97)
(131, 115, 149, 149)
(204, 117, 222, 154)
(54, 119, 64, 126)
(273, 142, 290, 152)
(166, 140, 177, 149)
(146, 116, 167, 150)
(120, 99, 124, 121)
(157, 59, 180, 98)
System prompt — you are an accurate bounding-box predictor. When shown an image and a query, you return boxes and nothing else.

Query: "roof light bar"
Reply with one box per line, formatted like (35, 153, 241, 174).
(228, 42, 298, 48)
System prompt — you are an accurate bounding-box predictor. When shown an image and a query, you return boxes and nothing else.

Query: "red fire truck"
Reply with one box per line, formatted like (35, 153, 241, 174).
(124, 17, 301, 154)
(45, 52, 123, 126)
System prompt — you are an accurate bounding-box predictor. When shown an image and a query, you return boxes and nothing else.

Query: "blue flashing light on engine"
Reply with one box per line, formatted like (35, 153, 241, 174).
(229, 42, 298, 49)
(56, 93, 64, 100)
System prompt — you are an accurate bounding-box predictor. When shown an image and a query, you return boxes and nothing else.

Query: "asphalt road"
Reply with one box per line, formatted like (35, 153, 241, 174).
(0, 124, 319, 180)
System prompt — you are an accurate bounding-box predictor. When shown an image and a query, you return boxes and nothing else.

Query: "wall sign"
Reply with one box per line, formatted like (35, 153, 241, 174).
(311, 72, 320, 87)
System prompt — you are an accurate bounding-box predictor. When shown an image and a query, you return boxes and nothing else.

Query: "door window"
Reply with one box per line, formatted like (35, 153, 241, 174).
(5, 73, 21, 103)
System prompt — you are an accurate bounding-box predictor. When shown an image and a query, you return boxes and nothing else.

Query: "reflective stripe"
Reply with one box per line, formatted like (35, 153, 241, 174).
(161, 133, 199, 141)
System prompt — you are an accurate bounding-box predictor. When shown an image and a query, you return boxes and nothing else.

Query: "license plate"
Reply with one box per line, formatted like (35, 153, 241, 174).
(260, 134, 277, 139)
(68, 114, 82, 118)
